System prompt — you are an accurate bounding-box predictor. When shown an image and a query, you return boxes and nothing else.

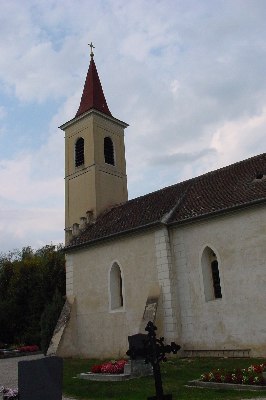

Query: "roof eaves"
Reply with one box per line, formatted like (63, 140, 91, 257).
(64, 219, 163, 252)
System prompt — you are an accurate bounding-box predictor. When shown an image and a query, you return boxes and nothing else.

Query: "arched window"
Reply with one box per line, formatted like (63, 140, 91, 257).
(104, 137, 115, 165)
(201, 246, 222, 301)
(109, 262, 123, 310)
(75, 137, 84, 167)
(211, 259, 222, 299)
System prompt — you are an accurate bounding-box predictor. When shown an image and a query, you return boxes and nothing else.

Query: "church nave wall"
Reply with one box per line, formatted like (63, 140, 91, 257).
(170, 204, 266, 356)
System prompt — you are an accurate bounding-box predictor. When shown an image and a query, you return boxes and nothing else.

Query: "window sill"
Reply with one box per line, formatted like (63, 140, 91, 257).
(206, 297, 223, 303)
(75, 164, 85, 170)
(104, 162, 116, 168)
(109, 307, 125, 313)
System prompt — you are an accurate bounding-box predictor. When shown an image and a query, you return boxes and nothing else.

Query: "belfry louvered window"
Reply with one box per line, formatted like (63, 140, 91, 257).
(75, 137, 84, 167)
(104, 136, 115, 165)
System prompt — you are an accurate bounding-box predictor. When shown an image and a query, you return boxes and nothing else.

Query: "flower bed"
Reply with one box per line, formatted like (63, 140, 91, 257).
(0, 345, 40, 358)
(17, 345, 39, 353)
(0, 386, 18, 399)
(200, 363, 266, 385)
(91, 359, 127, 374)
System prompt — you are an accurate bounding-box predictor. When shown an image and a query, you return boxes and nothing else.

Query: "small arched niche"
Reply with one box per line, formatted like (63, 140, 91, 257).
(109, 262, 124, 311)
(104, 136, 115, 165)
(201, 246, 222, 302)
(75, 137, 84, 167)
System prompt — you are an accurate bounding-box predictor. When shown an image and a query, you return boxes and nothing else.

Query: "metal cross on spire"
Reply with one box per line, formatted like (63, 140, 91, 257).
(89, 42, 95, 58)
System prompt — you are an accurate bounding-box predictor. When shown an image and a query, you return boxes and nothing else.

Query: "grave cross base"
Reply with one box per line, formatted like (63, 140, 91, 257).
(127, 321, 181, 400)
(147, 395, 172, 400)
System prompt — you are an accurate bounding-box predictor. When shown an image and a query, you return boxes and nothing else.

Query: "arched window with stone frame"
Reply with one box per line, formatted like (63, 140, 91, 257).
(75, 137, 85, 167)
(109, 262, 124, 311)
(201, 246, 222, 301)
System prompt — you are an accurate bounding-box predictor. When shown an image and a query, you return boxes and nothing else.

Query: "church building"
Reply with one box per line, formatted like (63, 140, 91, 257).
(57, 48, 266, 358)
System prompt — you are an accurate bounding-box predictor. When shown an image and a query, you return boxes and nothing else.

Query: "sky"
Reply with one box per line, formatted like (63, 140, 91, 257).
(1, 0, 266, 253)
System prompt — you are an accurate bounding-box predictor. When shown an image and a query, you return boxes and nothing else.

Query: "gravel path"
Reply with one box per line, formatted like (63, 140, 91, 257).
(0, 354, 78, 400)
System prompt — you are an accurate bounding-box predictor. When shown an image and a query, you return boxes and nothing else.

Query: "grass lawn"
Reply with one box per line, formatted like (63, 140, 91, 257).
(63, 357, 266, 400)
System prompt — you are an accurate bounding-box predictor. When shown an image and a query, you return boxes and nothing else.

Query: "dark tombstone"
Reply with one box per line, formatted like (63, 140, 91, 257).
(18, 356, 63, 400)
(127, 321, 181, 400)
(128, 333, 147, 359)
(126, 333, 153, 376)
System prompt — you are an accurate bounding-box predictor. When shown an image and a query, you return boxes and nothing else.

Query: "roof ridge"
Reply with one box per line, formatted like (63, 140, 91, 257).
(194, 152, 266, 180)
(161, 182, 192, 224)
(126, 152, 266, 204)
(66, 151, 266, 250)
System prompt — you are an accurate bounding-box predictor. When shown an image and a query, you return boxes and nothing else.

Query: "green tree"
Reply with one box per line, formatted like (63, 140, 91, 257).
(0, 244, 65, 347)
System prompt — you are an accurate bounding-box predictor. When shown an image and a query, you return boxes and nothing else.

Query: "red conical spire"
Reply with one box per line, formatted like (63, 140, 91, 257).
(76, 46, 112, 118)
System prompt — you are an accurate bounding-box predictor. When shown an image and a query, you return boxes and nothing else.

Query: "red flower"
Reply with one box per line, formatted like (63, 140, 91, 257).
(91, 364, 102, 373)
(90, 359, 127, 374)
(17, 345, 39, 353)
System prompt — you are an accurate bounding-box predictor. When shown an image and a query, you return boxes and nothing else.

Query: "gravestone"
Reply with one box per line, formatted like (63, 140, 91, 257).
(128, 333, 147, 359)
(139, 284, 160, 333)
(47, 297, 74, 356)
(18, 356, 63, 400)
(126, 333, 153, 377)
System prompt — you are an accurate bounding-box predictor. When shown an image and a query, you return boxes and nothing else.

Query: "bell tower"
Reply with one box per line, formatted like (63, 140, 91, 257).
(60, 45, 128, 243)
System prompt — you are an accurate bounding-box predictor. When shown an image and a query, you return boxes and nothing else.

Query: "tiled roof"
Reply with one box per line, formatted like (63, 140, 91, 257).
(75, 57, 112, 118)
(66, 153, 266, 250)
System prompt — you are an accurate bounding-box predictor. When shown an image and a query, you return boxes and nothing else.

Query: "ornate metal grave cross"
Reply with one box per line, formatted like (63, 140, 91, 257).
(127, 321, 181, 400)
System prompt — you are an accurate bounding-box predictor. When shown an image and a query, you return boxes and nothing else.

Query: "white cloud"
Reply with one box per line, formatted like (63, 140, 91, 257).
(211, 107, 266, 166)
(0, 151, 63, 206)
(0, 106, 6, 119)
(170, 80, 181, 95)
(0, 208, 63, 253)
(1, 0, 266, 251)
(0, 128, 64, 252)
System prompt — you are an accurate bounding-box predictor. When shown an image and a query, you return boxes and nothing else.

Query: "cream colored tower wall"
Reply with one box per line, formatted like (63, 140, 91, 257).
(63, 111, 128, 234)
(67, 170, 96, 226)
(92, 114, 128, 213)
(171, 204, 266, 356)
(57, 230, 159, 359)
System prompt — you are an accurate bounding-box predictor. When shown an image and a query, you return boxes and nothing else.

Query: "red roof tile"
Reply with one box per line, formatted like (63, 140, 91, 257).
(76, 57, 112, 118)
(66, 153, 266, 250)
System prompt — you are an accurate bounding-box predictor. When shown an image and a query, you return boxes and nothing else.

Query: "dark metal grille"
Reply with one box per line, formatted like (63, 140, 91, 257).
(75, 137, 84, 167)
(211, 260, 222, 298)
(104, 136, 114, 165)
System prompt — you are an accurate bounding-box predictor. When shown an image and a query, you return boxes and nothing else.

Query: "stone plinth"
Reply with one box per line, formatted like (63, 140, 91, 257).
(79, 372, 131, 382)
(188, 380, 266, 391)
(125, 360, 153, 377)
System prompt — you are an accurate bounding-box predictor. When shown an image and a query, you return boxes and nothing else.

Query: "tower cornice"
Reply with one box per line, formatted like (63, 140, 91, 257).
(59, 108, 129, 131)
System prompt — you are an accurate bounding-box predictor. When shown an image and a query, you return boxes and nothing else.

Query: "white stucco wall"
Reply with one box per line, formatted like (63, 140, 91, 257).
(59, 204, 266, 358)
(171, 204, 266, 356)
(58, 229, 159, 358)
